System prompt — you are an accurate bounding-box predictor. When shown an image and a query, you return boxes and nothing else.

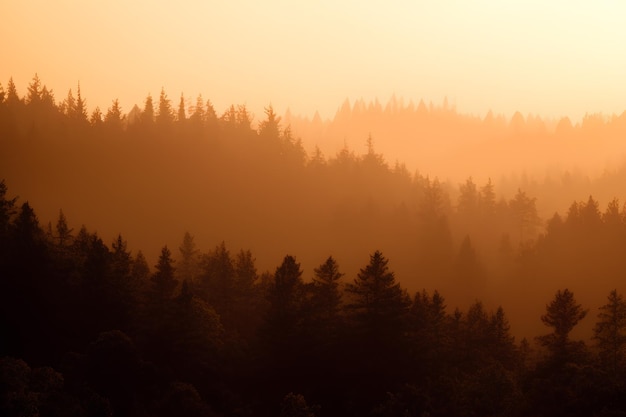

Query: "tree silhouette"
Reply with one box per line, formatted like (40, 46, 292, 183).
(594, 289, 626, 374)
(156, 88, 174, 127)
(105, 99, 124, 132)
(258, 105, 281, 139)
(538, 288, 587, 365)
(177, 232, 199, 284)
(265, 255, 305, 341)
(141, 94, 155, 127)
(5, 77, 20, 106)
(311, 256, 343, 323)
(54, 209, 73, 247)
(177, 93, 186, 122)
(151, 246, 177, 302)
(509, 188, 540, 242)
(74, 82, 88, 124)
(346, 251, 410, 340)
(26, 73, 42, 106)
(0, 180, 17, 239)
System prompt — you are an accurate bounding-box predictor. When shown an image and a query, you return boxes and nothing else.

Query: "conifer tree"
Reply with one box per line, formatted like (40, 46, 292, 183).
(538, 288, 587, 364)
(156, 88, 174, 126)
(345, 251, 410, 337)
(177, 232, 199, 284)
(312, 256, 343, 323)
(151, 246, 177, 302)
(131, 250, 150, 282)
(594, 289, 626, 373)
(0, 180, 17, 239)
(74, 82, 88, 123)
(6, 77, 21, 106)
(192, 94, 205, 120)
(266, 255, 305, 339)
(258, 105, 281, 139)
(55, 209, 73, 247)
(62, 89, 76, 117)
(141, 94, 154, 124)
(90, 107, 103, 127)
(177, 93, 186, 122)
(26, 74, 42, 106)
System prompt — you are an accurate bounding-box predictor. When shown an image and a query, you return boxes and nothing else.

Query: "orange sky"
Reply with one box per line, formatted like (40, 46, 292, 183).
(3, 1, 626, 123)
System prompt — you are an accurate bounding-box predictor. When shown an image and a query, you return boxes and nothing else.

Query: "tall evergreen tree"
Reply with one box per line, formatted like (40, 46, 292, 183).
(26, 74, 42, 106)
(177, 93, 186, 122)
(156, 88, 174, 127)
(177, 232, 199, 284)
(105, 99, 124, 132)
(538, 288, 587, 365)
(266, 255, 305, 337)
(594, 289, 626, 373)
(0, 180, 17, 239)
(311, 256, 343, 323)
(90, 107, 103, 127)
(61, 89, 76, 117)
(6, 77, 21, 106)
(151, 246, 177, 303)
(141, 94, 154, 124)
(54, 209, 73, 247)
(74, 82, 88, 123)
(258, 105, 281, 139)
(345, 251, 410, 338)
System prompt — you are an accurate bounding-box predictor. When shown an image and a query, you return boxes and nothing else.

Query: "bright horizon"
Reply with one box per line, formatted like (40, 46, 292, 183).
(3, 1, 626, 124)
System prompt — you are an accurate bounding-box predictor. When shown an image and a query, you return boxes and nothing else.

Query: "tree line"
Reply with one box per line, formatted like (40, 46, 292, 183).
(4, 75, 626, 415)
(1, 179, 626, 416)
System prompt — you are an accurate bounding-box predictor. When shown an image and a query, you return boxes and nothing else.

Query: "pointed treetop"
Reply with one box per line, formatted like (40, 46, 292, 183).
(177, 93, 186, 122)
(26, 73, 42, 105)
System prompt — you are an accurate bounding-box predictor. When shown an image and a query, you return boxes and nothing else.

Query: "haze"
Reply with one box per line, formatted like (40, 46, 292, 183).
(3, 1, 626, 123)
(3, 2, 626, 416)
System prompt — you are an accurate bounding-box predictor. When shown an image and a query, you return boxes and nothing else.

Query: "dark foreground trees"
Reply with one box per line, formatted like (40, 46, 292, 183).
(594, 289, 626, 374)
(537, 288, 588, 365)
(4, 179, 626, 416)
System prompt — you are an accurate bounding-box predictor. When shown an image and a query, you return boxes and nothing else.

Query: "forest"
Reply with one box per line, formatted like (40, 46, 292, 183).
(1, 75, 626, 416)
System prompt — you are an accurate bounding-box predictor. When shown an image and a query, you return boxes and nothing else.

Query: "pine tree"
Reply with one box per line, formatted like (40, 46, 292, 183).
(594, 289, 626, 373)
(0, 180, 17, 239)
(199, 242, 235, 319)
(311, 256, 343, 323)
(55, 209, 73, 247)
(62, 89, 76, 117)
(6, 77, 21, 106)
(156, 88, 174, 126)
(131, 250, 150, 282)
(479, 178, 496, 218)
(189, 94, 205, 126)
(509, 189, 540, 242)
(105, 99, 124, 131)
(538, 288, 587, 365)
(177, 93, 186, 122)
(458, 177, 479, 218)
(258, 105, 281, 139)
(177, 231, 199, 284)
(26, 74, 42, 106)
(151, 246, 177, 302)
(345, 251, 410, 337)
(141, 94, 154, 124)
(74, 82, 88, 123)
(266, 255, 305, 339)
(90, 107, 103, 127)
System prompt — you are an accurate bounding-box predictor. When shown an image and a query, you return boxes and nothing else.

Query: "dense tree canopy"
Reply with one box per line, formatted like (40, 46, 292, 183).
(3, 75, 626, 416)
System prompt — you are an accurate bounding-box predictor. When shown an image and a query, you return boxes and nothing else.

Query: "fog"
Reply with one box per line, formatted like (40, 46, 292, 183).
(2, 75, 626, 415)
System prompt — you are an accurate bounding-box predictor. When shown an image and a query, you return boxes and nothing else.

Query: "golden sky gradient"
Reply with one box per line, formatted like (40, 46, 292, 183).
(3, 1, 626, 122)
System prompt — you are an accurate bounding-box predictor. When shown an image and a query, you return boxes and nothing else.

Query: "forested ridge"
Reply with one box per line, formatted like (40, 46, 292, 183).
(2, 75, 626, 416)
